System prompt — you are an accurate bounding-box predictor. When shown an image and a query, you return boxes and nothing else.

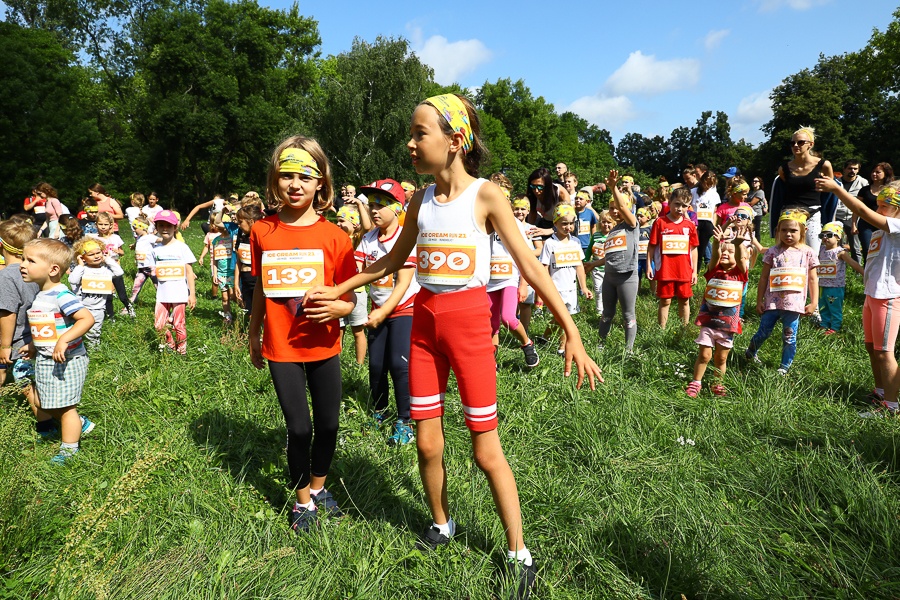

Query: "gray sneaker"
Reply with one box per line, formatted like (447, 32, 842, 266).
(522, 343, 539, 368)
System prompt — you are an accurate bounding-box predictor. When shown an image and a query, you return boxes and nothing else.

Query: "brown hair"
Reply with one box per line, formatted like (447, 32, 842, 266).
(266, 136, 334, 213)
(875, 162, 894, 183)
(669, 187, 693, 206)
(64, 218, 83, 242)
(24, 238, 74, 270)
(96, 212, 115, 226)
(0, 219, 38, 254)
(35, 182, 58, 198)
(236, 204, 263, 224)
(697, 171, 718, 195)
(420, 94, 488, 177)
(489, 172, 513, 191)
(130, 192, 145, 208)
(89, 183, 107, 195)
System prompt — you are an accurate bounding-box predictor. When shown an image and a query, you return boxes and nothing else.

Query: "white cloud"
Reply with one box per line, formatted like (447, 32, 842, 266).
(735, 90, 773, 124)
(565, 95, 636, 130)
(704, 29, 730, 51)
(604, 51, 700, 96)
(757, 0, 831, 11)
(409, 27, 492, 85)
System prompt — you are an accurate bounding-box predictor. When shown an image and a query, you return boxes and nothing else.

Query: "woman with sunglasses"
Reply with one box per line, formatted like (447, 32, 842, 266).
(747, 176, 767, 242)
(525, 167, 570, 238)
(770, 126, 835, 253)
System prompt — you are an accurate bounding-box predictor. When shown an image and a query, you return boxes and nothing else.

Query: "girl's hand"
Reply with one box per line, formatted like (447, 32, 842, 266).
(304, 285, 340, 305)
(187, 292, 196, 310)
(564, 340, 604, 389)
(0, 347, 12, 365)
(365, 308, 387, 329)
(52, 340, 68, 363)
(249, 335, 264, 369)
(179, 219, 191, 231)
(606, 169, 619, 189)
(712, 224, 725, 242)
(814, 177, 839, 193)
(304, 299, 353, 323)
(804, 303, 816, 315)
(583, 288, 593, 300)
(756, 303, 764, 315)
(213, 273, 219, 285)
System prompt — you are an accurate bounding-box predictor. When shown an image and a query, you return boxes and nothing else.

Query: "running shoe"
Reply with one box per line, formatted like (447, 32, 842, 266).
(859, 401, 900, 419)
(388, 420, 415, 446)
(36, 422, 60, 441)
(127, 305, 137, 318)
(866, 389, 886, 406)
(502, 559, 537, 600)
(522, 343, 539, 368)
(777, 368, 788, 376)
(685, 381, 701, 398)
(556, 347, 565, 356)
(50, 449, 77, 465)
(823, 329, 837, 335)
(290, 505, 318, 533)
(80, 416, 95, 436)
(415, 524, 453, 552)
(744, 350, 762, 365)
(368, 411, 387, 430)
(533, 336, 550, 346)
(710, 384, 727, 397)
(310, 489, 344, 518)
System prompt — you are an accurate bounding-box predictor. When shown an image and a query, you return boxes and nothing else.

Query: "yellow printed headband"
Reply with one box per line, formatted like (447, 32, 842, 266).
(512, 198, 530, 210)
(553, 203, 576, 222)
(620, 176, 634, 184)
(134, 221, 149, 230)
(400, 182, 415, 193)
(779, 209, 808, 224)
(336, 206, 360, 227)
(424, 94, 473, 154)
(278, 148, 323, 179)
(877, 186, 900, 208)
(80, 240, 103, 255)
(0, 236, 24, 257)
(822, 221, 844, 236)
(368, 192, 402, 214)
(731, 181, 750, 195)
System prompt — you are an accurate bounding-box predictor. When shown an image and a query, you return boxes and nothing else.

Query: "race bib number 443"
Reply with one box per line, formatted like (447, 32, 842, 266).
(261, 249, 325, 298)
(416, 232, 476, 285)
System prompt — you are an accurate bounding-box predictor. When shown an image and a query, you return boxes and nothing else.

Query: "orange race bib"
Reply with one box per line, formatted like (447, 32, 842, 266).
(638, 240, 649, 255)
(591, 242, 606, 260)
(578, 221, 591, 236)
(604, 230, 628, 254)
(81, 271, 114, 295)
(135, 252, 146, 262)
(769, 266, 807, 293)
(704, 278, 744, 308)
(553, 248, 582, 268)
(261, 249, 325, 298)
(490, 255, 515, 280)
(27, 310, 59, 347)
(156, 264, 186, 282)
(868, 231, 883, 258)
(416, 232, 477, 285)
(237, 243, 252, 265)
(662, 234, 690, 255)
(213, 244, 232, 260)
(697, 207, 714, 221)
(816, 261, 837, 279)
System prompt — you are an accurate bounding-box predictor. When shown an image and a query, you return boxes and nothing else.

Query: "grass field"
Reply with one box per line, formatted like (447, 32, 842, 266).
(1, 222, 899, 599)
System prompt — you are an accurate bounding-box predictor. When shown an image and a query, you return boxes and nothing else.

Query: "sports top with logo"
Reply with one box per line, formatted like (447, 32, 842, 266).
(356, 225, 420, 314)
(602, 220, 639, 274)
(696, 267, 749, 334)
(415, 179, 491, 294)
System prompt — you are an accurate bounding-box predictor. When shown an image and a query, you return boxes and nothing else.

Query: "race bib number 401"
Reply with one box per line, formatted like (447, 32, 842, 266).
(416, 232, 477, 285)
(261, 249, 325, 298)
(553, 248, 582, 268)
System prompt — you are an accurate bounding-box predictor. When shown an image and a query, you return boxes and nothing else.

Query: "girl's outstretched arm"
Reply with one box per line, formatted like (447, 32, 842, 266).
(483, 183, 603, 389)
(816, 177, 889, 231)
(840, 250, 865, 276)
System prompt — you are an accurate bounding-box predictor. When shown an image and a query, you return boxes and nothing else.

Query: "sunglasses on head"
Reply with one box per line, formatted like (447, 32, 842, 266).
(528, 184, 544, 192)
(819, 232, 839, 239)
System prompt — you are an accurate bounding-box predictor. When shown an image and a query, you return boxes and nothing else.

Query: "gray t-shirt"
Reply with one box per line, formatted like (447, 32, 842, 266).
(604, 221, 640, 274)
(0, 267, 40, 360)
(749, 190, 766, 217)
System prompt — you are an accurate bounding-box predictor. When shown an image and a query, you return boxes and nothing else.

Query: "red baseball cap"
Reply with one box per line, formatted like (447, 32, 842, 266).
(359, 179, 406, 207)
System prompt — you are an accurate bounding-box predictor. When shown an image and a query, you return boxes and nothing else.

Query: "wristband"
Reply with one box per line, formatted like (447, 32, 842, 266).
(0, 345, 13, 350)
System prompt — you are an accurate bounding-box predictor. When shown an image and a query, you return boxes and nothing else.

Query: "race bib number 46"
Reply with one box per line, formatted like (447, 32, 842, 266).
(416, 232, 477, 285)
(27, 309, 59, 347)
(769, 266, 807, 293)
(704, 278, 743, 307)
(81, 271, 114, 295)
(662, 234, 690, 255)
(261, 249, 325, 298)
(156, 264, 186, 282)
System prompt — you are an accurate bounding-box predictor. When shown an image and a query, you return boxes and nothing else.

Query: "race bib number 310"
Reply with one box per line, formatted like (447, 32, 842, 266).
(416, 232, 477, 285)
(261, 249, 325, 298)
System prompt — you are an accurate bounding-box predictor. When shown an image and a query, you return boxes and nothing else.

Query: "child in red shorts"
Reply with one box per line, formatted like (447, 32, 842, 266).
(648, 187, 699, 327)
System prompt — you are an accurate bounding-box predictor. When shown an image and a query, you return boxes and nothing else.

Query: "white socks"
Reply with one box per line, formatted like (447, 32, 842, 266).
(433, 518, 456, 538)
(508, 546, 533, 566)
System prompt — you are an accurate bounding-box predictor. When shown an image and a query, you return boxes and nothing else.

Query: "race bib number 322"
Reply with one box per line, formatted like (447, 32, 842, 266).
(261, 249, 325, 298)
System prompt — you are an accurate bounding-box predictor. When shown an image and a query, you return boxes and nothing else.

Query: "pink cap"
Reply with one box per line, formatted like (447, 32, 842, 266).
(154, 210, 179, 226)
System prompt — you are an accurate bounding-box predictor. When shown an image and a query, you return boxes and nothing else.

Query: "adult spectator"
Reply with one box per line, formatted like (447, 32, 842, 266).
(88, 183, 125, 232)
(23, 187, 47, 234)
(553, 162, 568, 186)
(770, 126, 835, 253)
(857, 162, 892, 264)
(836, 159, 868, 262)
(526, 166, 570, 237)
(747, 176, 767, 242)
(35, 182, 65, 239)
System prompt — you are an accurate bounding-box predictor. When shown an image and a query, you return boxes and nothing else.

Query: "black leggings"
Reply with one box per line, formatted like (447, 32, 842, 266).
(367, 315, 413, 420)
(268, 356, 341, 490)
(697, 220, 714, 270)
(239, 271, 257, 316)
(105, 274, 132, 316)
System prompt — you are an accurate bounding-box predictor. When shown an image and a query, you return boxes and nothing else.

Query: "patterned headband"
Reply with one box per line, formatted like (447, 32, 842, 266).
(424, 94, 473, 154)
(278, 148, 323, 179)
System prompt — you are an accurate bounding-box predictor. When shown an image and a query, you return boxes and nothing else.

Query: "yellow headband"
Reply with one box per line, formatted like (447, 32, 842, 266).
(0, 237, 24, 257)
(336, 206, 360, 227)
(731, 181, 750, 195)
(512, 198, 530, 210)
(553, 203, 576, 222)
(278, 148, 323, 178)
(822, 221, 844, 236)
(637, 208, 650, 218)
(80, 240, 103, 255)
(400, 182, 415, 192)
(134, 221, 149, 230)
(424, 94, 473, 153)
(779, 209, 808, 224)
(575, 191, 591, 202)
(794, 126, 815, 144)
(621, 176, 634, 184)
(877, 186, 900, 208)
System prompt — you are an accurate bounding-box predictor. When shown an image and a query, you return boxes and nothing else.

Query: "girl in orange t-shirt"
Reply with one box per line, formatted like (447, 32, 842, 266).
(247, 136, 358, 534)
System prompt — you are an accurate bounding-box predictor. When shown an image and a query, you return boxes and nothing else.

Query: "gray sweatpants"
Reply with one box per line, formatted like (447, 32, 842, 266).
(598, 269, 638, 351)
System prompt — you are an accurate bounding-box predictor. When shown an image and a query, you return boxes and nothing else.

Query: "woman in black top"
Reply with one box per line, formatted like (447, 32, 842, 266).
(526, 167, 570, 238)
(857, 162, 893, 264)
(776, 126, 833, 252)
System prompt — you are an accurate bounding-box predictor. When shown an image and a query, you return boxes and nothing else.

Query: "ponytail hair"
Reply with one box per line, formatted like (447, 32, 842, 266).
(421, 94, 488, 177)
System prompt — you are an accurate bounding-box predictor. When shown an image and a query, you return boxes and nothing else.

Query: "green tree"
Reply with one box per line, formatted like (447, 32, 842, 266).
(0, 22, 102, 214)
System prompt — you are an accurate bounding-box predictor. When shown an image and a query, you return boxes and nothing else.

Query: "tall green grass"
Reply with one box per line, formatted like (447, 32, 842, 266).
(1, 223, 898, 599)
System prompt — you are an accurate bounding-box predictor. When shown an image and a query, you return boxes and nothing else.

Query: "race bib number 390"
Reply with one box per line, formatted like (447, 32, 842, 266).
(416, 232, 477, 285)
(261, 249, 325, 298)
(769, 266, 807, 293)
(27, 310, 59, 347)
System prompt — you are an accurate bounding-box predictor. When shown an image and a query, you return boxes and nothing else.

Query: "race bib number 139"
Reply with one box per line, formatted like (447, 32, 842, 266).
(261, 249, 325, 298)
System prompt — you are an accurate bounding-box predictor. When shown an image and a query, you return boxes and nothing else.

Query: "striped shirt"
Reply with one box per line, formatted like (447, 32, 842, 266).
(24, 284, 87, 358)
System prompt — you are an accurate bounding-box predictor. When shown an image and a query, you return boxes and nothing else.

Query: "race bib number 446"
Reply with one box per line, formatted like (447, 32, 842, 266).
(416, 232, 477, 285)
(261, 249, 325, 298)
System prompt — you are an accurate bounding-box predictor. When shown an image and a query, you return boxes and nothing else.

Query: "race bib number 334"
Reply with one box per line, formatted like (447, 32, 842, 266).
(261, 249, 325, 298)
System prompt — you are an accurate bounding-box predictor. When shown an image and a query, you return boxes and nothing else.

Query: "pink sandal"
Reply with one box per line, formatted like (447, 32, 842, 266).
(711, 384, 727, 397)
(685, 381, 702, 398)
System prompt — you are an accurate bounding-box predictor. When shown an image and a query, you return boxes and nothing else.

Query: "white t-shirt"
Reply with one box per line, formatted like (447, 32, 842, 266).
(695, 188, 721, 222)
(142, 205, 164, 221)
(487, 219, 531, 292)
(864, 216, 900, 299)
(539, 234, 582, 292)
(147, 240, 196, 303)
(125, 206, 142, 224)
(356, 226, 419, 312)
(134, 234, 156, 269)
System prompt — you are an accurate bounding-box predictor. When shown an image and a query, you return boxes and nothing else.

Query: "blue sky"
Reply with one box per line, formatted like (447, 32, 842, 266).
(274, 0, 896, 146)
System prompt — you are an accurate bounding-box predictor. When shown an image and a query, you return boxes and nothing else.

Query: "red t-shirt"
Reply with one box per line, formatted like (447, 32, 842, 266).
(649, 215, 699, 282)
(250, 215, 357, 363)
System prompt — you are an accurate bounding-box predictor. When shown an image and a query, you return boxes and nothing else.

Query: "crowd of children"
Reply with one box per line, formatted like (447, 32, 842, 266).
(3, 98, 899, 600)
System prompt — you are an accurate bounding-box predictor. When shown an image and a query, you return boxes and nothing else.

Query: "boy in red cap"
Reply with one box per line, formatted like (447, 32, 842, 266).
(147, 210, 197, 354)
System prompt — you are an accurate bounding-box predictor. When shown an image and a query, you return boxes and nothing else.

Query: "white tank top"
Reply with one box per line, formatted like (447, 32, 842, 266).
(416, 178, 491, 294)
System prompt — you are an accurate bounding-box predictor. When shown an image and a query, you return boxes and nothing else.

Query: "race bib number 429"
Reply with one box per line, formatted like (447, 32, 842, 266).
(261, 249, 325, 298)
